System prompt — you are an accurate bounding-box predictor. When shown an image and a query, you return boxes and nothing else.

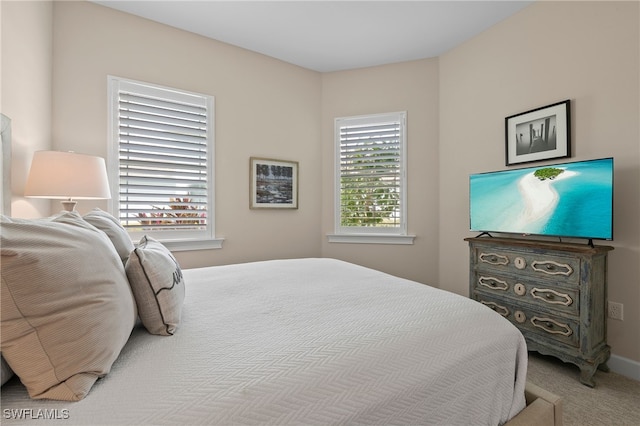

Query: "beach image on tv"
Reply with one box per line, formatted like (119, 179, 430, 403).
(469, 158, 613, 240)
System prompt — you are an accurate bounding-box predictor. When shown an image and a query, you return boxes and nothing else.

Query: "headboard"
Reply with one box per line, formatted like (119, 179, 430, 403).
(1, 113, 11, 215)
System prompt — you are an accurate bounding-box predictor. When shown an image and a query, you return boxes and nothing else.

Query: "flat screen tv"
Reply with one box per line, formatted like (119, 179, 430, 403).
(469, 157, 613, 241)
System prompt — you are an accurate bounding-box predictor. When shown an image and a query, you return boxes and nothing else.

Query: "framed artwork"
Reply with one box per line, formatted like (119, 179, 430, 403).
(250, 157, 298, 209)
(505, 99, 570, 166)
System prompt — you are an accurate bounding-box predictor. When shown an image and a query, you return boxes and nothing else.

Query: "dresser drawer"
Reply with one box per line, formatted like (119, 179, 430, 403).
(471, 273, 579, 316)
(473, 247, 580, 285)
(474, 293, 579, 348)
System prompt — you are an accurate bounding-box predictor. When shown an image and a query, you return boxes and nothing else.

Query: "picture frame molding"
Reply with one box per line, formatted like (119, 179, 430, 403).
(249, 157, 299, 209)
(505, 99, 571, 166)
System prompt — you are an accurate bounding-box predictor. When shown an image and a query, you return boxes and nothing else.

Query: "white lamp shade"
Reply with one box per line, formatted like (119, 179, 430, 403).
(25, 151, 111, 200)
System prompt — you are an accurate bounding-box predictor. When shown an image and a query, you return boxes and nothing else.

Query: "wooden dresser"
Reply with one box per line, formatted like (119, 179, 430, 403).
(465, 236, 613, 387)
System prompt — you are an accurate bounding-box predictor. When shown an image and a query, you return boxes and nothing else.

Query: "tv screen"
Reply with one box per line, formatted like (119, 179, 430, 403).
(469, 157, 613, 241)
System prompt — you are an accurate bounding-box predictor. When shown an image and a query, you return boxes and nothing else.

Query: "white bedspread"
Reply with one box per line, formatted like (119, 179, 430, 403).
(1, 258, 526, 425)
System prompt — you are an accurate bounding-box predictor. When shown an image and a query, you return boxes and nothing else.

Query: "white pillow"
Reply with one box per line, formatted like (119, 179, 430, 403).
(0, 212, 137, 400)
(83, 208, 134, 264)
(126, 236, 185, 336)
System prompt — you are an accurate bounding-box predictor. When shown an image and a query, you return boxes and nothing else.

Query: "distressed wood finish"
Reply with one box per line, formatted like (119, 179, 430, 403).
(465, 237, 613, 387)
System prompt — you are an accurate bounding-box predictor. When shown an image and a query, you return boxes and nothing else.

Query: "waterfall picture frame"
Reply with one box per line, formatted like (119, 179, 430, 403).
(250, 157, 298, 209)
(505, 99, 571, 166)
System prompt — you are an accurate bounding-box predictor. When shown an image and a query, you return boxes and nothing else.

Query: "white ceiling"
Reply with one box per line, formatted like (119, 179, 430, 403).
(91, 0, 534, 72)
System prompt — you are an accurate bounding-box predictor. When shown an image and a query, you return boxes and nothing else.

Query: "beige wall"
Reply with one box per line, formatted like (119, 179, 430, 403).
(320, 60, 440, 285)
(1, 0, 52, 218)
(2, 1, 638, 369)
(439, 1, 639, 364)
(47, 1, 323, 268)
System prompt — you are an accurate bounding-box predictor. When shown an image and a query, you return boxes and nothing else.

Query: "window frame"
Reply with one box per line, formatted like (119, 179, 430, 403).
(328, 111, 414, 245)
(107, 76, 222, 251)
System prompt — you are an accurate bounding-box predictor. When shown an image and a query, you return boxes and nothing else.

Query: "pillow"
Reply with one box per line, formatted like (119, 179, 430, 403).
(1, 355, 14, 386)
(83, 208, 134, 264)
(0, 212, 137, 400)
(126, 236, 185, 335)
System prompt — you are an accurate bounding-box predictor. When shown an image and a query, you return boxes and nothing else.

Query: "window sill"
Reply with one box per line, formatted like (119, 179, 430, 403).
(327, 234, 415, 245)
(156, 238, 224, 252)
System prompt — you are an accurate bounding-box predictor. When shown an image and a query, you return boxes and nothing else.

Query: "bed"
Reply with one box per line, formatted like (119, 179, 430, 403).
(1, 210, 558, 425)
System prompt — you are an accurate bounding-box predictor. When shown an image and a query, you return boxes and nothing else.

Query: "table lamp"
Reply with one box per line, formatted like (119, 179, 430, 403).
(24, 150, 111, 211)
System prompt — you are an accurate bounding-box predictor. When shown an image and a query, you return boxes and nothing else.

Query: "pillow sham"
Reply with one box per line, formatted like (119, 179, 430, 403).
(82, 208, 134, 264)
(0, 212, 137, 400)
(126, 236, 185, 336)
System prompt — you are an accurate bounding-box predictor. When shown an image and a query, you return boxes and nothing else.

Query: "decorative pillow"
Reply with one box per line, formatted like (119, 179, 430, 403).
(83, 208, 134, 264)
(1, 355, 14, 386)
(126, 236, 185, 336)
(0, 212, 137, 400)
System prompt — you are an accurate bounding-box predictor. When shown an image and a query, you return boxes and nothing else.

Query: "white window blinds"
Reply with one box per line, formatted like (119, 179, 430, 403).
(108, 77, 215, 243)
(335, 112, 407, 235)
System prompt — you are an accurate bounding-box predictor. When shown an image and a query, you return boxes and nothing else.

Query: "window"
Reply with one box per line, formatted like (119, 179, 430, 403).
(108, 77, 221, 250)
(329, 112, 414, 244)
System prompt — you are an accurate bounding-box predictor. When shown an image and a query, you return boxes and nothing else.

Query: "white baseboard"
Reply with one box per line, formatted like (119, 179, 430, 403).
(609, 354, 640, 381)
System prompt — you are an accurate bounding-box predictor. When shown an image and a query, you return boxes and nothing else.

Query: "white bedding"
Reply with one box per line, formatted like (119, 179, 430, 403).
(1, 258, 526, 425)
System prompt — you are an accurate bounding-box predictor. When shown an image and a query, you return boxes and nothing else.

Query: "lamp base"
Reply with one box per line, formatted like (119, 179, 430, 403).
(60, 200, 77, 212)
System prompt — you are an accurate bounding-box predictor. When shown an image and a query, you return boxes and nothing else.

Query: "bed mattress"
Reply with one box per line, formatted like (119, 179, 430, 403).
(1, 258, 527, 425)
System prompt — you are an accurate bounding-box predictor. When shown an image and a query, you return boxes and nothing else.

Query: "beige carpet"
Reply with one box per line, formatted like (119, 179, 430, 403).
(527, 352, 640, 426)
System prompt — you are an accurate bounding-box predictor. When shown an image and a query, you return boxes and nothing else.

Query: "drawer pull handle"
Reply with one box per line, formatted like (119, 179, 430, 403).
(479, 252, 509, 266)
(531, 316, 573, 336)
(480, 301, 509, 317)
(478, 276, 509, 291)
(531, 260, 573, 276)
(531, 288, 573, 306)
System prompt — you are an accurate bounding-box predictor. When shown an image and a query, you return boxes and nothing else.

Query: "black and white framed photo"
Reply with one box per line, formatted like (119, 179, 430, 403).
(250, 157, 298, 209)
(505, 99, 570, 166)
